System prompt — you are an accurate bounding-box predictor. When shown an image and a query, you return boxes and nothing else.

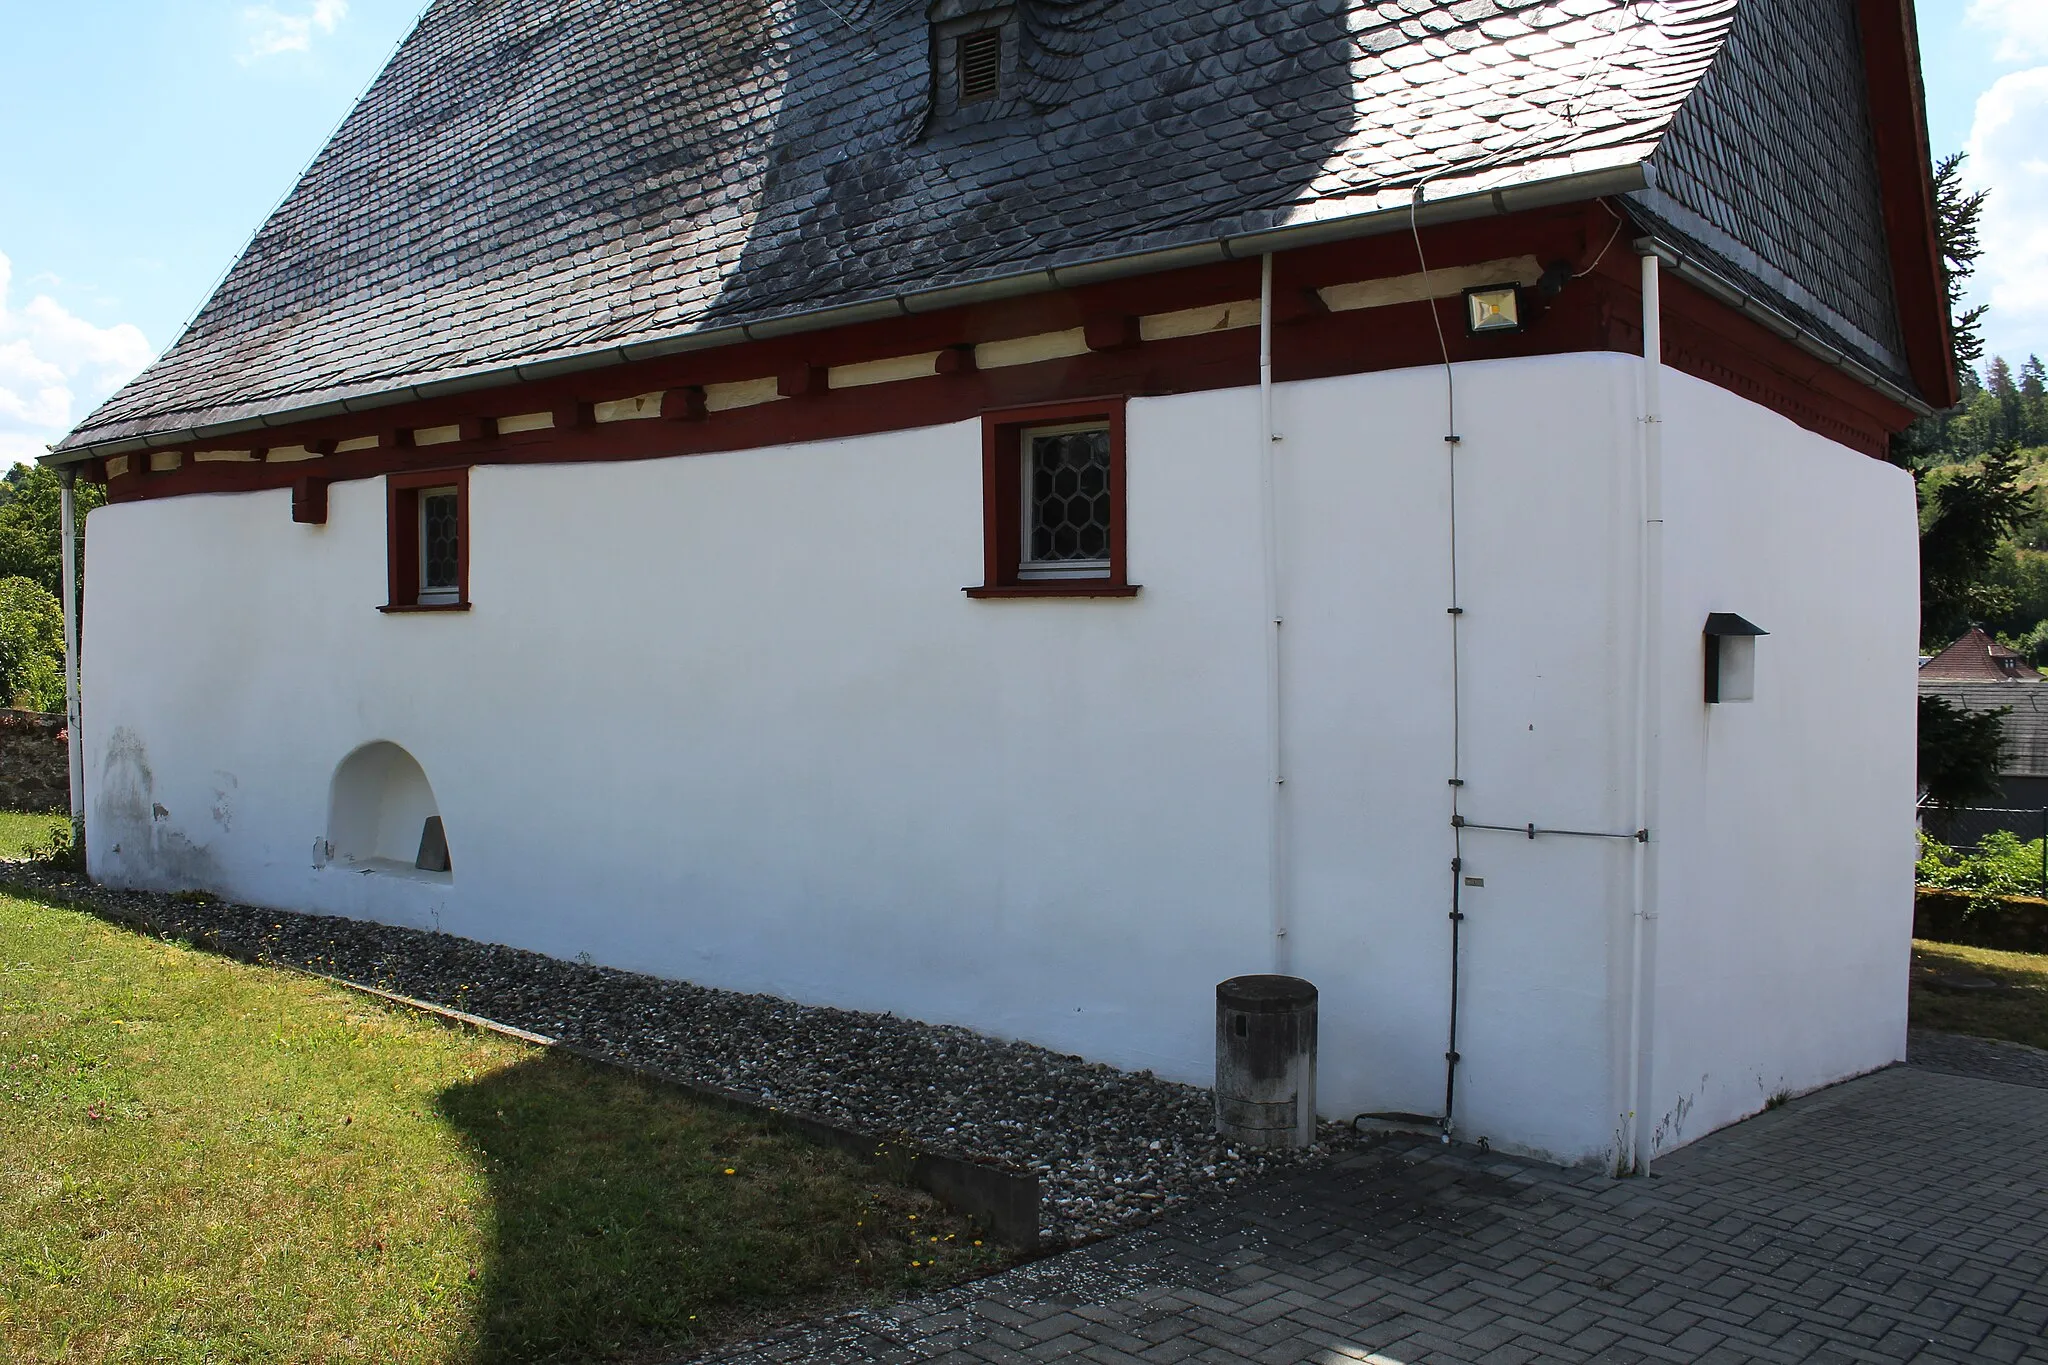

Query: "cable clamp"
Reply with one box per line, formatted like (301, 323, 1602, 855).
(1447, 777, 1464, 786)
(1444, 434, 1462, 444)
(1446, 606, 1464, 616)
(1635, 828, 1649, 842)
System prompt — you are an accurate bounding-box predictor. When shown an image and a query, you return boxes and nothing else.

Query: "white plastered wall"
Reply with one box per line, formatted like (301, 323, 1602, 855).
(1639, 368, 1918, 1158)
(77, 351, 1911, 1165)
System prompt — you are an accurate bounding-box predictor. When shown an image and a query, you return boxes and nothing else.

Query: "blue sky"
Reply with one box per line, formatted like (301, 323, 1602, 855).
(0, 0, 2041, 461)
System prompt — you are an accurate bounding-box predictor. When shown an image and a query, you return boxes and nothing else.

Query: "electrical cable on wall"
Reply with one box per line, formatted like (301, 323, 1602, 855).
(1412, 183, 1465, 1144)
(1352, 0, 1659, 1145)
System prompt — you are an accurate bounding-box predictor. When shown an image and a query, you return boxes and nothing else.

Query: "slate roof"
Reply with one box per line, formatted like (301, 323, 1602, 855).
(1920, 682, 2048, 778)
(1919, 627, 2044, 682)
(58, 0, 1904, 454)
(1634, 0, 1911, 392)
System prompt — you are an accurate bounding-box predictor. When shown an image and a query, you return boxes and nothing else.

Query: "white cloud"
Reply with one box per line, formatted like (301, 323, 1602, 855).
(240, 0, 348, 62)
(1969, 0, 2048, 64)
(0, 251, 153, 466)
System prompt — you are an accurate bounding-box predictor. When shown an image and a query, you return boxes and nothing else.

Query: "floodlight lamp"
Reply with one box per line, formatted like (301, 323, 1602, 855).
(1464, 285, 1523, 335)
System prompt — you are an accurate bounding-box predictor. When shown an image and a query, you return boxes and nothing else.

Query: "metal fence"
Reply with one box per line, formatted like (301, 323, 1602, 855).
(1920, 805, 2048, 896)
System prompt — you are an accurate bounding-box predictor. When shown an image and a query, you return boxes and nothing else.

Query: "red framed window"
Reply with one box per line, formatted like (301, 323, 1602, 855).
(383, 468, 470, 612)
(967, 397, 1138, 598)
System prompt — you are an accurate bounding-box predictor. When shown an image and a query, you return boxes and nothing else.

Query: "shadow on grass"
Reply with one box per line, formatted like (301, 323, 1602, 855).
(439, 1050, 910, 1365)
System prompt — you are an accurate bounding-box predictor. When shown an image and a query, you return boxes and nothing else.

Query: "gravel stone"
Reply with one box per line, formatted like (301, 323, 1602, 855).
(2, 866, 1359, 1244)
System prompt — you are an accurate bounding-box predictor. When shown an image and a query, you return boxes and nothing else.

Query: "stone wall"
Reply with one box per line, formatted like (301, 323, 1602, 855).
(1915, 888, 2048, 955)
(0, 710, 70, 813)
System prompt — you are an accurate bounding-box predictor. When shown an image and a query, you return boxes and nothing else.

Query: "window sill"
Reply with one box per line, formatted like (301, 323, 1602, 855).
(379, 602, 472, 613)
(330, 856, 453, 885)
(964, 583, 1141, 599)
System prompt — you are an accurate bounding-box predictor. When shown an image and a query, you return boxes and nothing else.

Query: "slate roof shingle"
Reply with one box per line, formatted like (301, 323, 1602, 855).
(56, 0, 1909, 454)
(1637, 0, 1911, 393)
(1920, 681, 2048, 778)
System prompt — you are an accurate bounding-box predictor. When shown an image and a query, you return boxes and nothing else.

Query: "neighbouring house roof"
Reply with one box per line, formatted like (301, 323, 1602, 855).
(1920, 682, 2048, 778)
(1919, 627, 2043, 683)
(54, 0, 1948, 457)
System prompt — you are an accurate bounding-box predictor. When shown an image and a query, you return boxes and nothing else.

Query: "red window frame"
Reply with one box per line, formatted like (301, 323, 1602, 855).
(967, 397, 1138, 599)
(382, 467, 471, 612)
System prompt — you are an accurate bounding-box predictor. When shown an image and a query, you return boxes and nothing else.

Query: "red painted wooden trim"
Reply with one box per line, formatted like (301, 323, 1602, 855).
(1084, 314, 1139, 352)
(384, 466, 470, 609)
(1857, 0, 1959, 409)
(92, 210, 1604, 493)
(1270, 286, 1329, 326)
(377, 603, 473, 614)
(662, 386, 707, 421)
(291, 476, 329, 525)
(779, 364, 827, 398)
(964, 584, 1142, 599)
(95, 204, 1922, 504)
(977, 396, 1130, 595)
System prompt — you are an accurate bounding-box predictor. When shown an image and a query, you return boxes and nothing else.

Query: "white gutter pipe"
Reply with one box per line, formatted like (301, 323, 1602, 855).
(43, 164, 1658, 465)
(1258, 253, 1289, 974)
(1624, 252, 1665, 1174)
(59, 468, 84, 847)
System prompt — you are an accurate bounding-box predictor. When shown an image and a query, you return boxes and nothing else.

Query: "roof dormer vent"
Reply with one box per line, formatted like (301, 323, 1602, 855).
(958, 28, 1001, 101)
(927, 0, 1014, 128)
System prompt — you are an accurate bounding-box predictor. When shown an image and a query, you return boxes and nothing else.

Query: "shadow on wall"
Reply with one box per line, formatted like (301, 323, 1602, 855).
(436, 1052, 900, 1362)
(324, 741, 452, 879)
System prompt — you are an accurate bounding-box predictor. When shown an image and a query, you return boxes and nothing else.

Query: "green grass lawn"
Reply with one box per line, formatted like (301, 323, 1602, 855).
(0, 893, 998, 1364)
(1911, 939, 2048, 1052)
(0, 812, 68, 861)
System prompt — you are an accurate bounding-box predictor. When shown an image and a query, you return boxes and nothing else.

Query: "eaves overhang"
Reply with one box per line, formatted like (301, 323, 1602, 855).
(43, 159, 1654, 466)
(1632, 235, 1935, 419)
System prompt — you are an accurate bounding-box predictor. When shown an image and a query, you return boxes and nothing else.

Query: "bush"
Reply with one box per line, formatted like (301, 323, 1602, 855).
(1916, 828, 2046, 900)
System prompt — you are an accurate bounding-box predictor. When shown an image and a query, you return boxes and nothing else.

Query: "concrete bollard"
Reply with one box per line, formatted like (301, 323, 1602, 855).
(1214, 974, 1317, 1148)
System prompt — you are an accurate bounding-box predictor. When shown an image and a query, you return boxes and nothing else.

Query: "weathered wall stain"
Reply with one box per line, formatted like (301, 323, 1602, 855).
(94, 727, 222, 891)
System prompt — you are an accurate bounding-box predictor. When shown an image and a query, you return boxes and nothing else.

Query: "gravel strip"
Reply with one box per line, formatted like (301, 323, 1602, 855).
(0, 865, 1355, 1243)
(1908, 1027, 2048, 1091)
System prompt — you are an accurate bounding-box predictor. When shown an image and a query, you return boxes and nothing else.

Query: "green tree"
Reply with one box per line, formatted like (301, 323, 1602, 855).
(1935, 150, 1989, 387)
(0, 462, 104, 604)
(1893, 154, 1990, 468)
(0, 576, 66, 712)
(2021, 356, 2047, 448)
(1920, 442, 2037, 647)
(1918, 694, 2010, 810)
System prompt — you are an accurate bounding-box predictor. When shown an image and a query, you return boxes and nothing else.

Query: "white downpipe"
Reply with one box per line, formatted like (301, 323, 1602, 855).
(1258, 253, 1289, 974)
(59, 468, 84, 844)
(1625, 253, 1665, 1173)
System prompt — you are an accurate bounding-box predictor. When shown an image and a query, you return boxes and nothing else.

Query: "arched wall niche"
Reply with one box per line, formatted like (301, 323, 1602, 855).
(326, 741, 451, 879)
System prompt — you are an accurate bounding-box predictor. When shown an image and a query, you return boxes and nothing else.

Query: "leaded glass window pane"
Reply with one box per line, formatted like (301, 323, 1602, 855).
(1024, 426, 1110, 570)
(420, 489, 460, 600)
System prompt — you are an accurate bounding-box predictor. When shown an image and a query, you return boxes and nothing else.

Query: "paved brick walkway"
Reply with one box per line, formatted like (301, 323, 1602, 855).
(700, 1066, 2048, 1364)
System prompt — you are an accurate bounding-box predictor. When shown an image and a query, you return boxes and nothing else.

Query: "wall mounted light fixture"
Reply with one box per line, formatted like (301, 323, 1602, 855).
(1463, 284, 1524, 335)
(1704, 612, 1767, 703)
